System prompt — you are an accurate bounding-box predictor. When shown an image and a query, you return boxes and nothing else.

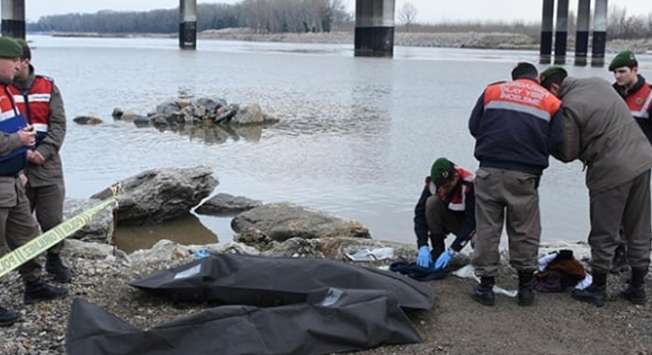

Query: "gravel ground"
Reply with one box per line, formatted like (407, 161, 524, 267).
(1, 253, 651, 355)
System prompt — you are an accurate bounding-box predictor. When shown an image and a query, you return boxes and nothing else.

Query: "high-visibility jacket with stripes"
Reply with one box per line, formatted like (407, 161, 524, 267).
(616, 76, 652, 144)
(625, 83, 652, 120)
(8, 75, 52, 145)
(0, 84, 29, 176)
(469, 78, 563, 176)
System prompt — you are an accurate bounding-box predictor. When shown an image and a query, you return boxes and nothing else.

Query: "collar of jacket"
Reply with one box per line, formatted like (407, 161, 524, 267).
(12, 64, 35, 92)
(614, 74, 646, 98)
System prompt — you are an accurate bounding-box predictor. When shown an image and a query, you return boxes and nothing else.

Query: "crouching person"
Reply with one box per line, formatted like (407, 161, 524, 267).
(414, 157, 475, 271)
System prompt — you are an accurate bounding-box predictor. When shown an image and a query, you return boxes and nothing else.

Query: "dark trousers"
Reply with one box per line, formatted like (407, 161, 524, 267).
(589, 170, 652, 274)
(472, 168, 541, 277)
(0, 179, 42, 282)
(26, 182, 65, 255)
(425, 195, 463, 259)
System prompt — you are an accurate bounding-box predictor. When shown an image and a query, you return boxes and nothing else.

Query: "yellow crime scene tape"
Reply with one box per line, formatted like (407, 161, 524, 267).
(0, 183, 121, 279)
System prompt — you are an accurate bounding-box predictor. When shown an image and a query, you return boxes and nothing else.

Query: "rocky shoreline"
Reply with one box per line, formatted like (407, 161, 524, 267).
(2, 236, 650, 354)
(1, 165, 651, 354)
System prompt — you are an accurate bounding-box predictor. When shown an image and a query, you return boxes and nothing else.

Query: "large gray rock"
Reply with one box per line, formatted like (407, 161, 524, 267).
(195, 193, 262, 216)
(231, 203, 371, 242)
(91, 166, 218, 226)
(230, 103, 280, 125)
(63, 198, 115, 243)
(63, 239, 128, 263)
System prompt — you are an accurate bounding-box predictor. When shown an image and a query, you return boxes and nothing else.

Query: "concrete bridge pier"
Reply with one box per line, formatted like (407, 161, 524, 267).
(574, 0, 591, 66)
(1, 0, 25, 39)
(554, 0, 569, 65)
(539, 0, 554, 64)
(354, 0, 395, 58)
(179, 0, 197, 50)
(591, 0, 608, 67)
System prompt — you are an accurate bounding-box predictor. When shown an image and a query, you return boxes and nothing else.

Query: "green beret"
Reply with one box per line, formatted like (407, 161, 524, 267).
(609, 50, 637, 71)
(430, 158, 455, 188)
(0, 37, 23, 59)
(539, 66, 568, 83)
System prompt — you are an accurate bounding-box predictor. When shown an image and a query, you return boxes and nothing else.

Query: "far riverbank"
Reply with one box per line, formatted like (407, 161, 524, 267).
(47, 28, 652, 54)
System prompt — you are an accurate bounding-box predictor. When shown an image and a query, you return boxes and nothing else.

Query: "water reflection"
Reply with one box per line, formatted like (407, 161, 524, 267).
(114, 213, 218, 253)
(134, 121, 265, 144)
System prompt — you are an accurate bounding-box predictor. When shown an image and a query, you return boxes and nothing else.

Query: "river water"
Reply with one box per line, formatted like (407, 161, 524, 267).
(27, 35, 652, 252)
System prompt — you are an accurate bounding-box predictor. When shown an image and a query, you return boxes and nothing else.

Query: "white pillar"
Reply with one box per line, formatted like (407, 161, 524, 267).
(354, 0, 395, 58)
(1, 0, 25, 39)
(179, 0, 197, 50)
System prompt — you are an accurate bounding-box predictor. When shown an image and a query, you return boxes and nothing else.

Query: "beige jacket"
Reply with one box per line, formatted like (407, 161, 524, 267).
(553, 77, 652, 193)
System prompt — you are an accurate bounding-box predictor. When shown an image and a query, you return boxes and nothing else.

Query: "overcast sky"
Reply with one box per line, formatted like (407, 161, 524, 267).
(24, 0, 652, 23)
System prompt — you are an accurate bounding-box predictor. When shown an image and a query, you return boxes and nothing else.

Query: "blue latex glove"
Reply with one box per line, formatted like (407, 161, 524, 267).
(416, 246, 431, 268)
(434, 249, 455, 271)
(194, 249, 210, 258)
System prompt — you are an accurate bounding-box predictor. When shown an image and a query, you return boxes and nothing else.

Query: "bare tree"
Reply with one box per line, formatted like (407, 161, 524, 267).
(398, 3, 418, 32)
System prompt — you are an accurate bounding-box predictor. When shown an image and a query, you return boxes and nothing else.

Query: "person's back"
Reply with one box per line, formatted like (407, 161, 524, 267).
(469, 76, 562, 176)
(541, 66, 652, 307)
(555, 76, 652, 192)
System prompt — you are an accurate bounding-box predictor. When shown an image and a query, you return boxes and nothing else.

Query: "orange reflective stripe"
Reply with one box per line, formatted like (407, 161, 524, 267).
(626, 84, 652, 119)
(484, 80, 561, 118)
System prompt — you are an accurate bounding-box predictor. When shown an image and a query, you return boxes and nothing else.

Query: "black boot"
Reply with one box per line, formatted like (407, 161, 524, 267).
(430, 235, 446, 261)
(517, 271, 535, 306)
(0, 306, 22, 327)
(621, 268, 647, 305)
(471, 276, 495, 306)
(24, 279, 69, 305)
(571, 272, 606, 307)
(46, 253, 72, 283)
(610, 243, 627, 273)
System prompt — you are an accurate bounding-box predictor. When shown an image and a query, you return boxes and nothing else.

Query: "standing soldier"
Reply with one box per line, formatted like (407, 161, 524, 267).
(608, 50, 652, 272)
(0, 37, 67, 327)
(468, 62, 563, 307)
(9, 40, 71, 283)
(540, 66, 652, 307)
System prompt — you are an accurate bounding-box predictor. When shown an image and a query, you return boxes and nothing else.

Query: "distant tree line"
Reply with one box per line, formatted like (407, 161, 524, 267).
(25, 2, 652, 41)
(607, 6, 652, 40)
(27, 0, 350, 34)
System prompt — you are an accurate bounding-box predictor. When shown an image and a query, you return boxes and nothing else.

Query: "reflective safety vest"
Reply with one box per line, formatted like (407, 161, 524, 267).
(446, 167, 474, 211)
(8, 75, 52, 144)
(0, 85, 29, 176)
(484, 79, 561, 124)
(625, 83, 652, 120)
(428, 166, 475, 212)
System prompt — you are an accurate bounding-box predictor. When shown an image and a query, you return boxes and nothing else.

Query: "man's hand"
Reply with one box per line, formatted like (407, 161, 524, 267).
(18, 173, 27, 187)
(434, 249, 455, 271)
(27, 150, 45, 165)
(17, 125, 36, 146)
(416, 246, 431, 268)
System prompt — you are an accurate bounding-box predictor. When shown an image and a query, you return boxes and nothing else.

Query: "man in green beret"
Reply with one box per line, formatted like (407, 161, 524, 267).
(608, 50, 652, 273)
(10, 39, 72, 283)
(413, 157, 475, 272)
(468, 62, 563, 307)
(0, 37, 68, 327)
(540, 67, 652, 307)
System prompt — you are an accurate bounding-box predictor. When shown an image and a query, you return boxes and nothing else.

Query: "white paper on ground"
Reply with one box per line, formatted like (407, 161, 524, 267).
(452, 265, 518, 298)
(345, 247, 394, 261)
